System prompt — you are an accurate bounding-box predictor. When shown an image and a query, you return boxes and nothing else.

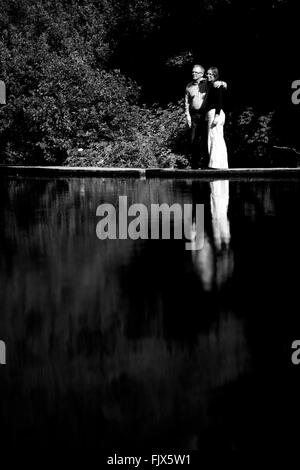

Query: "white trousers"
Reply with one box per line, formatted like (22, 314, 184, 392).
(210, 180, 231, 250)
(207, 109, 228, 169)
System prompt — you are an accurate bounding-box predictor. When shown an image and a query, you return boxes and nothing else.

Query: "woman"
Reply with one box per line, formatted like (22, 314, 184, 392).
(205, 67, 228, 169)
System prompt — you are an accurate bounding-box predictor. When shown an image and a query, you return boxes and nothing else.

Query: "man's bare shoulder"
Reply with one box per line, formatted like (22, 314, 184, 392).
(186, 81, 195, 91)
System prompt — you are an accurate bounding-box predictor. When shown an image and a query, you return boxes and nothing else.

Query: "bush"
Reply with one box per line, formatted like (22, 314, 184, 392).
(0, 0, 189, 168)
(65, 101, 189, 168)
(0, 48, 142, 163)
(226, 107, 275, 167)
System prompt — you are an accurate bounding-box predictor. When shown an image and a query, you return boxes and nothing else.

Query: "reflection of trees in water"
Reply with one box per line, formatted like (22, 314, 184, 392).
(103, 312, 247, 428)
(0, 177, 256, 449)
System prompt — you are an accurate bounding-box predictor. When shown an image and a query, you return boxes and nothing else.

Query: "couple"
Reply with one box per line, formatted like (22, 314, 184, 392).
(185, 64, 228, 169)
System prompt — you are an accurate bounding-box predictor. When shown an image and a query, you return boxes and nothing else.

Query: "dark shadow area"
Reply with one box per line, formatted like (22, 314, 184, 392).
(1, 176, 300, 465)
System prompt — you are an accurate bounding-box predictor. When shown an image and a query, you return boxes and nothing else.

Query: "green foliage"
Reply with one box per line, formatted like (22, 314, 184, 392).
(65, 101, 189, 168)
(0, 0, 290, 167)
(0, 0, 190, 169)
(0, 49, 142, 163)
(226, 108, 275, 166)
(0, 0, 182, 166)
(0, 0, 143, 164)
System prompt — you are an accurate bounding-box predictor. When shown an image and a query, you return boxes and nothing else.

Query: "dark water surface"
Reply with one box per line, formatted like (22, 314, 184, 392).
(1, 176, 300, 463)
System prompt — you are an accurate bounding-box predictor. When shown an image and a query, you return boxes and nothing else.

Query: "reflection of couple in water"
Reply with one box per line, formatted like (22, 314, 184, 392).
(190, 180, 232, 290)
(191, 180, 230, 250)
(185, 64, 228, 169)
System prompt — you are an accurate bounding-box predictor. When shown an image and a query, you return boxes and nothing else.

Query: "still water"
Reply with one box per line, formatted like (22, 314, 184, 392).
(0, 176, 300, 461)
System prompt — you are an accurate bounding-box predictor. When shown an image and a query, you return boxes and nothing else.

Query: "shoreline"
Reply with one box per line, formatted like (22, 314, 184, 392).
(1, 165, 300, 179)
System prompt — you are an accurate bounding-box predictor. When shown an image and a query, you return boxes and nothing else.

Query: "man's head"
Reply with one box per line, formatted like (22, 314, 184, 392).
(192, 64, 205, 83)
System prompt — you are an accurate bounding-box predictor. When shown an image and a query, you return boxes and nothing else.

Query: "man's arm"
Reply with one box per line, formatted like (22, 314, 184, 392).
(214, 80, 227, 89)
(184, 87, 191, 128)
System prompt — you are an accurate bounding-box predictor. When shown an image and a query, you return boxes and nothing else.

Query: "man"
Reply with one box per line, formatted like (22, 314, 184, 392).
(185, 65, 226, 169)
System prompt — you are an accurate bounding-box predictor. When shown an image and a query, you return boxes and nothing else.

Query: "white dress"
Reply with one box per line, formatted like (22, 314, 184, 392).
(210, 179, 231, 250)
(207, 109, 228, 169)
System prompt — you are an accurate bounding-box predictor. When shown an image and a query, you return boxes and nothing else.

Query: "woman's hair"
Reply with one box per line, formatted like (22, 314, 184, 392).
(207, 67, 219, 80)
